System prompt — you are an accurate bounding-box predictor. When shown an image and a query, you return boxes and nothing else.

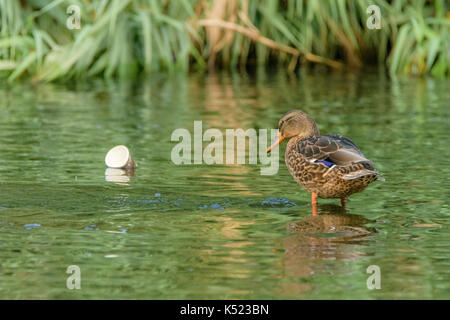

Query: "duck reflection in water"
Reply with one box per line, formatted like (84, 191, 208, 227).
(278, 204, 376, 295)
(286, 204, 376, 237)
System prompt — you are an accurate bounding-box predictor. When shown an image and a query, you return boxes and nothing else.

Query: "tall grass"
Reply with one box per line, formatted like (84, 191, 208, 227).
(0, 0, 448, 82)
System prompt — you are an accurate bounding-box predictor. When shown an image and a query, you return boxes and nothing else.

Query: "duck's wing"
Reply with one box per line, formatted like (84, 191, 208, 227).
(297, 135, 372, 166)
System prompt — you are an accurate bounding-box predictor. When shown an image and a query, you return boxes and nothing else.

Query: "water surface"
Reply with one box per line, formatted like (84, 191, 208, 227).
(0, 71, 448, 299)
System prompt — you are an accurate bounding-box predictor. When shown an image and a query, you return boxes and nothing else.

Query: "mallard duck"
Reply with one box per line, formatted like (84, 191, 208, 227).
(267, 110, 383, 215)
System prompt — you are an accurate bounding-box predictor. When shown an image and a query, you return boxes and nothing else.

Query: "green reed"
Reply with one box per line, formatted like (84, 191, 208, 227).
(0, 0, 448, 82)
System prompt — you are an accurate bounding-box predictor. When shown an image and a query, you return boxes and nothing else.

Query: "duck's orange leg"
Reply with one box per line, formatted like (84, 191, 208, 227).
(312, 192, 318, 216)
(340, 198, 347, 208)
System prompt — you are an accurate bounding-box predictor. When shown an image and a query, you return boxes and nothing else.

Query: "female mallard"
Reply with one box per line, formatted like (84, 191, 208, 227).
(267, 110, 383, 215)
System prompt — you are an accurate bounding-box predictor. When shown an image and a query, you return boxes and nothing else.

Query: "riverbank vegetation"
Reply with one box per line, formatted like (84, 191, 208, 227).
(0, 0, 448, 82)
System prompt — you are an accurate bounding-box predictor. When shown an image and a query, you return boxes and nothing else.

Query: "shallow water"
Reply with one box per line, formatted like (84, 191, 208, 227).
(0, 71, 448, 299)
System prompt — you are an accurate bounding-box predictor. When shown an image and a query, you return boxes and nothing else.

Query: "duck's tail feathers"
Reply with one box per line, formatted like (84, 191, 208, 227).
(342, 169, 385, 181)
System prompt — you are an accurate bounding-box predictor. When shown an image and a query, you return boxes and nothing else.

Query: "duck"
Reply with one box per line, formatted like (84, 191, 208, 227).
(267, 110, 383, 215)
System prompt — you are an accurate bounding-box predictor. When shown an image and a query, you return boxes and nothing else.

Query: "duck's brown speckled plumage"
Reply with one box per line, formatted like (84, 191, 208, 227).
(269, 110, 382, 201)
(285, 135, 379, 198)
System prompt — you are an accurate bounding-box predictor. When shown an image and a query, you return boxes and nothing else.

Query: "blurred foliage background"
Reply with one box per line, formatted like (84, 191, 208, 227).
(0, 0, 448, 82)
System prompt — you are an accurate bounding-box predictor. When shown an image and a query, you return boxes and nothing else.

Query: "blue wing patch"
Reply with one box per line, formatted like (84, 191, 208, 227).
(315, 158, 335, 167)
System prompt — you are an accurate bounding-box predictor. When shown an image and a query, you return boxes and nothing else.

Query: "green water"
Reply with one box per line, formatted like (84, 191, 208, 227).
(0, 71, 448, 299)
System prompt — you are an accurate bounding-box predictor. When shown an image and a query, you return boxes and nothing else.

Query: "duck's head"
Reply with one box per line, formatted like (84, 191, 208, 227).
(267, 110, 319, 152)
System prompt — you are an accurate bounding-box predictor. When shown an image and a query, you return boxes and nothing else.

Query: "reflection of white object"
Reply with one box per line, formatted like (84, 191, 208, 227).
(105, 168, 131, 183)
(105, 145, 132, 168)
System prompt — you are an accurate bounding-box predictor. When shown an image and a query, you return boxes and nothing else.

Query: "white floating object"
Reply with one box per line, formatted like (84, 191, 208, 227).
(105, 145, 136, 168)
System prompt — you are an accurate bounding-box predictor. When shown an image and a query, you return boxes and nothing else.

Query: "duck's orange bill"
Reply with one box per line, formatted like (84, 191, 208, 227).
(266, 134, 285, 153)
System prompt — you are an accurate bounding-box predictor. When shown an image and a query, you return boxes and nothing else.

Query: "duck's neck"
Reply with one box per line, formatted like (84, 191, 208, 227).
(286, 124, 320, 153)
(285, 118, 320, 152)
(305, 119, 320, 138)
(293, 122, 320, 141)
